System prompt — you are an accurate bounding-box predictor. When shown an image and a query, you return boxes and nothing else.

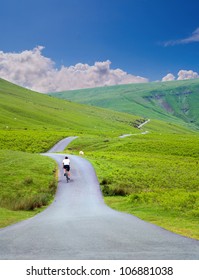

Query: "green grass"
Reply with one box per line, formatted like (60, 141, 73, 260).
(0, 77, 199, 240)
(0, 150, 57, 212)
(66, 132, 199, 239)
(104, 196, 199, 240)
(0, 207, 45, 228)
(50, 78, 199, 130)
(0, 130, 70, 153)
(0, 78, 142, 136)
(0, 150, 57, 228)
(0, 77, 143, 226)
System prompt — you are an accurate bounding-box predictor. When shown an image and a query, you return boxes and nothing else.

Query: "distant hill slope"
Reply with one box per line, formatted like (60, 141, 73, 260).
(0, 78, 195, 137)
(49, 79, 199, 130)
(0, 78, 147, 136)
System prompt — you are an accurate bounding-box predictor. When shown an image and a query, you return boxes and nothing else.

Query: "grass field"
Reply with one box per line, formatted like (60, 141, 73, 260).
(0, 77, 199, 240)
(0, 78, 141, 136)
(50, 78, 199, 130)
(0, 150, 57, 210)
(65, 131, 199, 239)
(0, 77, 142, 226)
(104, 197, 199, 239)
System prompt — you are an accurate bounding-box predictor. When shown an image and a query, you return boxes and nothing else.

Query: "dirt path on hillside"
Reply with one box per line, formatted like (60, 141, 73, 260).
(120, 119, 150, 138)
(0, 137, 198, 260)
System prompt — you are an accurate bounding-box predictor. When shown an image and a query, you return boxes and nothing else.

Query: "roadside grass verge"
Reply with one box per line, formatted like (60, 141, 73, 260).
(0, 207, 45, 228)
(67, 133, 199, 239)
(0, 150, 57, 227)
(104, 196, 199, 240)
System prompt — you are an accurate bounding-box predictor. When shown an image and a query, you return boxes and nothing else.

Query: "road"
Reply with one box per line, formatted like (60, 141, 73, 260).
(120, 119, 150, 138)
(0, 137, 198, 260)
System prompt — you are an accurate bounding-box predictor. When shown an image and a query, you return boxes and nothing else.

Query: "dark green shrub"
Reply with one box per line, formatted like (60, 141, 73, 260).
(23, 177, 33, 185)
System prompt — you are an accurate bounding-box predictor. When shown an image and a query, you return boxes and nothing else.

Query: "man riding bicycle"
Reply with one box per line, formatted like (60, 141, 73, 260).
(63, 156, 70, 180)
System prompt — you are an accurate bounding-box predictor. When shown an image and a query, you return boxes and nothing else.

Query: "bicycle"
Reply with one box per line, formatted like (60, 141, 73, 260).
(64, 170, 70, 183)
(63, 156, 71, 183)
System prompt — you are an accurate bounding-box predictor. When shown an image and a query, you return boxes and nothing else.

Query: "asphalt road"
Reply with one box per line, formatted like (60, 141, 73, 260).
(0, 137, 198, 260)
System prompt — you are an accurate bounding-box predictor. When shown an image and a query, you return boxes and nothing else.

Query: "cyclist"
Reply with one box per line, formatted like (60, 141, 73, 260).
(63, 156, 70, 180)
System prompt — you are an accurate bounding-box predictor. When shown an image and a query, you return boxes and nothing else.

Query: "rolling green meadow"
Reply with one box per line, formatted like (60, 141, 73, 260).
(50, 78, 199, 129)
(0, 77, 141, 227)
(64, 132, 199, 239)
(0, 78, 199, 239)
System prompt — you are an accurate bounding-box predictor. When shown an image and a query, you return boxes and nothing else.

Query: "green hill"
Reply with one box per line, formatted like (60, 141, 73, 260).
(49, 78, 199, 130)
(1, 77, 192, 153)
(0, 77, 147, 225)
(0, 78, 199, 239)
(0, 78, 140, 137)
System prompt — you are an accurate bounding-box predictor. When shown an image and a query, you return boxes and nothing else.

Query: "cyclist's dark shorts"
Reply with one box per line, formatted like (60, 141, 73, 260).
(64, 165, 70, 171)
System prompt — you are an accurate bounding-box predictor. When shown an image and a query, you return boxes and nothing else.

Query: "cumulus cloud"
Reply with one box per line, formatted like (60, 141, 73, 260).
(177, 69, 199, 80)
(164, 27, 199, 46)
(162, 73, 175, 82)
(0, 46, 148, 93)
(162, 70, 199, 82)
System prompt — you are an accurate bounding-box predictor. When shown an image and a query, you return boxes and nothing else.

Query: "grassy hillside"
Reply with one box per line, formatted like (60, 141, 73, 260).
(0, 78, 141, 138)
(1, 77, 193, 153)
(0, 77, 145, 226)
(50, 78, 199, 130)
(0, 78, 199, 239)
(66, 133, 199, 239)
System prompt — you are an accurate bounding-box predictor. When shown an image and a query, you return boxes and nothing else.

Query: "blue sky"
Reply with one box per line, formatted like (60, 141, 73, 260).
(0, 0, 199, 92)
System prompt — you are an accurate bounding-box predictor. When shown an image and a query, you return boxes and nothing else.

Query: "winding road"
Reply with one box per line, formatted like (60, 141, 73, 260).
(0, 137, 198, 260)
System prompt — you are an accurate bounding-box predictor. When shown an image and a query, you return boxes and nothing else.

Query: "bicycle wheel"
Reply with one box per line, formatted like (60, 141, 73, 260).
(65, 172, 69, 182)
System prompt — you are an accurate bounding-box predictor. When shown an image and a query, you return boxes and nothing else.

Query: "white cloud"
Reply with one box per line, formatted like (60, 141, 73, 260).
(177, 69, 199, 80)
(164, 27, 199, 46)
(162, 70, 199, 82)
(0, 46, 148, 93)
(162, 73, 175, 82)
